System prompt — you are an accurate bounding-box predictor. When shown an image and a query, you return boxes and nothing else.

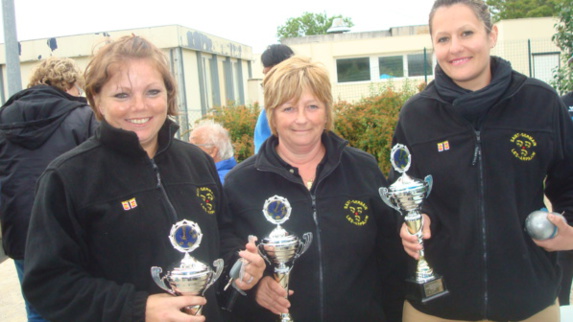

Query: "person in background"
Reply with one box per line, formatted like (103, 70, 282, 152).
(253, 44, 294, 153)
(21, 35, 264, 321)
(395, 0, 573, 321)
(189, 119, 237, 184)
(0, 56, 98, 322)
(220, 55, 407, 321)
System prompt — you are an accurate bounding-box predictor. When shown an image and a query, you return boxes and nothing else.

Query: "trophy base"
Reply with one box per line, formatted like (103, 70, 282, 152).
(406, 275, 449, 304)
(278, 312, 293, 322)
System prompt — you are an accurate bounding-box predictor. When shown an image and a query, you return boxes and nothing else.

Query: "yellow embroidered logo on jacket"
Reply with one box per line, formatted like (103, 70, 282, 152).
(121, 198, 137, 211)
(197, 187, 215, 214)
(510, 133, 537, 161)
(344, 200, 369, 226)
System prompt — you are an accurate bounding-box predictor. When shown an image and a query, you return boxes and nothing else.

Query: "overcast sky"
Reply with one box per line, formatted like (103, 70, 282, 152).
(1, 0, 434, 53)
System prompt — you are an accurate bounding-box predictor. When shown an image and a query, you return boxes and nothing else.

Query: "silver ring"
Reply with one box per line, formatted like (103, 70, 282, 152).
(246, 276, 254, 284)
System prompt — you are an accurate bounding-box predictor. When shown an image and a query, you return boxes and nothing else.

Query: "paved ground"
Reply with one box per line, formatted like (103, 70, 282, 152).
(0, 254, 26, 322)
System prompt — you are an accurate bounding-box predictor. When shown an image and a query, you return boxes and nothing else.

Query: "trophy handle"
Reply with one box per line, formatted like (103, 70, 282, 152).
(424, 175, 433, 197)
(205, 258, 224, 292)
(150, 266, 176, 296)
(257, 243, 272, 265)
(295, 232, 313, 259)
(379, 187, 401, 213)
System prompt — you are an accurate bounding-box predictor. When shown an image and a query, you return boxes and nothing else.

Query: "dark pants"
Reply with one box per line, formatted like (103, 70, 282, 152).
(558, 250, 573, 306)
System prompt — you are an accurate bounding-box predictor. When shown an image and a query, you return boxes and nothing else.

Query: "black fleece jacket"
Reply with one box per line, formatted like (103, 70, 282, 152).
(220, 132, 407, 322)
(22, 120, 224, 321)
(392, 68, 573, 320)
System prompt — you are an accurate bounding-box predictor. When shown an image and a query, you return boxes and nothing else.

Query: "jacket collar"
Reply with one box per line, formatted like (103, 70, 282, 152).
(422, 61, 528, 106)
(96, 118, 179, 158)
(254, 131, 348, 182)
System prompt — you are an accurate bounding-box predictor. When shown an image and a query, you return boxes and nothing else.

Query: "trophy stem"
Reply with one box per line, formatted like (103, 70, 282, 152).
(275, 271, 291, 293)
(183, 305, 203, 316)
(403, 212, 436, 283)
(275, 270, 294, 322)
(416, 255, 435, 283)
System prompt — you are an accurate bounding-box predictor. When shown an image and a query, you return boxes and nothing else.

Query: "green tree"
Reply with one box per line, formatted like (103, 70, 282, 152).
(277, 12, 354, 39)
(550, 0, 573, 95)
(486, 0, 561, 21)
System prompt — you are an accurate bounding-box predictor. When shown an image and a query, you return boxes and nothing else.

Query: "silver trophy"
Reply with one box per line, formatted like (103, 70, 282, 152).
(379, 144, 448, 303)
(151, 219, 224, 315)
(258, 195, 312, 322)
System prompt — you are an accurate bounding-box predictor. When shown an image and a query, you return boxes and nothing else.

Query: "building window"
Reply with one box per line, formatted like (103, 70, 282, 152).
(379, 56, 404, 78)
(337, 57, 370, 83)
(407, 53, 433, 77)
(377, 52, 433, 79)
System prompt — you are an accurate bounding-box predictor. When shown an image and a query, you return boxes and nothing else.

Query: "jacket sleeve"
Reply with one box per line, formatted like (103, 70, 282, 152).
(545, 99, 573, 224)
(22, 168, 148, 322)
(216, 187, 252, 313)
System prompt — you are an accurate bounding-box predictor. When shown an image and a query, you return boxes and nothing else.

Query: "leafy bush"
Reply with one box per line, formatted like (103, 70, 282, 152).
(334, 81, 419, 174)
(193, 82, 421, 174)
(550, 0, 573, 95)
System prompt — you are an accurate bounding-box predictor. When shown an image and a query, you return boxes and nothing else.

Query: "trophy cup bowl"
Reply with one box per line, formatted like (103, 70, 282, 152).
(379, 144, 448, 303)
(258, 195, 312, 322)
(151, 220, 224, 315)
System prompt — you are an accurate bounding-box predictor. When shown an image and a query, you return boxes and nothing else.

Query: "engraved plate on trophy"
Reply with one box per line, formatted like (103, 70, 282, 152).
(379, 144, 449, 303)
(151, 219, 223, 315)
(257, 195, 312, 322)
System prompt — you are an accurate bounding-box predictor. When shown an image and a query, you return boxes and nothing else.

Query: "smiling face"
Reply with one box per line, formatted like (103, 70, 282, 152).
(94, 58, 168, 157)
(273, 88, 327, 153)
(431, 3, 498, 91)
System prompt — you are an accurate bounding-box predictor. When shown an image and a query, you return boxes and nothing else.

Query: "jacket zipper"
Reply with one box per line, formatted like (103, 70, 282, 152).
(151, 159, 178, 223)
(310, 193, 325, 322)
(473, 131, 489, 318)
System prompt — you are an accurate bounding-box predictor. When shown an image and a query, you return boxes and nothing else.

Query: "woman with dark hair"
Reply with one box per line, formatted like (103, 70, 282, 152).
(395, 0, 573, 321)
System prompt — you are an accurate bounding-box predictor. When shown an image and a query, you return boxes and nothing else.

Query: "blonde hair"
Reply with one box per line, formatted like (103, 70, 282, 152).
(27, 57, 85, 92)
(262, 55, 334, 135)
(84, 35, 178, 120)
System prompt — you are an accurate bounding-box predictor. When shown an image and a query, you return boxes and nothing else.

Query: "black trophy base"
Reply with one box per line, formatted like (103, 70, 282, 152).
(406, 275, 449, 304)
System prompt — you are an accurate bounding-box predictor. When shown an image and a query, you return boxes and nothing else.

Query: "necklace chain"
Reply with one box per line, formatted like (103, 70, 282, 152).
(305, 177, 315, 190)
